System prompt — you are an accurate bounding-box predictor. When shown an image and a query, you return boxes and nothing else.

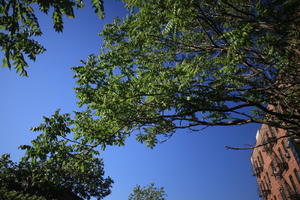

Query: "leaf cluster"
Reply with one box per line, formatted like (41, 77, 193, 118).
(0, 0, 104, 76)
(0, 110, 113, 200)
(128, 183, 167, 200)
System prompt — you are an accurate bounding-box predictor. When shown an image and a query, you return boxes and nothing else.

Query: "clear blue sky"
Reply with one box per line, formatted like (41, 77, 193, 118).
(0, 1, 260, 199)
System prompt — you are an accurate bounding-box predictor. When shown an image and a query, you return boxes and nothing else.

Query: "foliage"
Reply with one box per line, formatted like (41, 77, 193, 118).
(0, 0, 104, 76)
(72, 0, 300, 148)
(128, 183, 167, 200)
(0, 110, 113, 200)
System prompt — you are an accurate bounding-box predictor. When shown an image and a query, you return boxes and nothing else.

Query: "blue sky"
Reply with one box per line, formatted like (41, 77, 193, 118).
(0, 1, 260, 199)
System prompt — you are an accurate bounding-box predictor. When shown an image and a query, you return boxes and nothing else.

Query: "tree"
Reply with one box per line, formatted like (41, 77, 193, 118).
(0, 110, 113, 200)
(0, 0, 104, 76)
(71, 0, 300, 148)
(128, 183, 167, 200)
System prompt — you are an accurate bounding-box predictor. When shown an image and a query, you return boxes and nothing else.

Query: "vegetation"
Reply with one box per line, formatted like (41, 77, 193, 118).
(0, 0, 104, 76)
(72, 0, 300, 148)
(1, 0, 299, 198)
(2, 0, 299, 147)
(128, 183, 167, 200)
(0, 111, 113, 200)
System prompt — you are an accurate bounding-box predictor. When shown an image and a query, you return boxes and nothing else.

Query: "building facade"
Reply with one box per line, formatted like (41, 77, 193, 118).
(251, 124, 300, 200)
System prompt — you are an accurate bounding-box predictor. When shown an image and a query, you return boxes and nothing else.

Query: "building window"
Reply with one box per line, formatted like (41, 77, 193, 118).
(282, 141, 290, 160)
(257, 157, 261, 167)
(268, 126, 276, 138)
(258, 151, 264, 165)
(289, 175, 298, 193)
(270, 161, 276, 176)
(260, 180, 266, 190)
(253, 160, 262, 176)
(264, 176, 269, 190)
(255, 160, 259, 169)
(259, 181, 269, 198)
(284, 179, 292, 196)
(280, 188, 287, 200)
(291, 137, 300, 159)
(278, 147, 285, 162)
(266, 172, 271, 189)
(257, 156, 263, 168)
(294, 168, 300, 184)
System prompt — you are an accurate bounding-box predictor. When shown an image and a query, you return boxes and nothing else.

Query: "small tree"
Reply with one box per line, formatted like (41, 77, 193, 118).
(128, 183, 167, 200)
(0, 110, 113, 200)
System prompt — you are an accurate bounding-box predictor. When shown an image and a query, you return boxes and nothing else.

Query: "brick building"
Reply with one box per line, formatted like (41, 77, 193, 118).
(251, 124, 300, 200)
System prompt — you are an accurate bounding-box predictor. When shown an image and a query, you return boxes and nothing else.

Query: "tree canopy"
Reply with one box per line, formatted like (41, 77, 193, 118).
(128, 183, 167, 200)
(71, 0, 300, 148)
(0, 110, 113, 200)
(2, 0, 299, 198)
(0, 0, 104, 76)
(2, 1, 299, 148)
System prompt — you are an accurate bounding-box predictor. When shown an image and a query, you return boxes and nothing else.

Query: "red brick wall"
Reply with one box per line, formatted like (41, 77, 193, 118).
(251, 125, 300, 200)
